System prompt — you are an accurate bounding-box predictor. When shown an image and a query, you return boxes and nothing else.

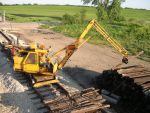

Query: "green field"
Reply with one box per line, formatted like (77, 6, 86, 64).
(0, 5, 95, 22)
(0, 5, 150, 61)
(0, 5, 150, 22)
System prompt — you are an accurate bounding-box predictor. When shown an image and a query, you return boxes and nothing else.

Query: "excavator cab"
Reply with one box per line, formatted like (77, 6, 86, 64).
(22, 52, 39, 73)
(22, 50, 58, 74)
(14, 49, 58, 74)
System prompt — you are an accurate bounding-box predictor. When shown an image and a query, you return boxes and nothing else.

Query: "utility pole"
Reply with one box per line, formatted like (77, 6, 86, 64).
(2, 10, 5, 22)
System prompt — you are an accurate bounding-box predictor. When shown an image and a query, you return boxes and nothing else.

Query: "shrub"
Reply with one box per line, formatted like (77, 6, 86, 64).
(62, 10, 87, 25)
(62, 14, 80, 24)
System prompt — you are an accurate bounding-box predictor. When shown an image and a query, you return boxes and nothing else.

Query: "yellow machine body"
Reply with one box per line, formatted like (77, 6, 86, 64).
(13, 49, 57, 73)
(13, 56, 24, 71)
(13, 48, 59, 87)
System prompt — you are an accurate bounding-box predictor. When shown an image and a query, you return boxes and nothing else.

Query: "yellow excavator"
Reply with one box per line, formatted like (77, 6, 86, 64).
(13, 19, 128, 87)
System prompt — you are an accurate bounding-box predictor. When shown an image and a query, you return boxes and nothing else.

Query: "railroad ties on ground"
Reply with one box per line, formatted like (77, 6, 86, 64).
(33, 79, 110, 113)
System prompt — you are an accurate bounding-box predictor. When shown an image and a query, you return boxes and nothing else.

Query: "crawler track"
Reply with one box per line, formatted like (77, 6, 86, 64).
(30, 75, 110, 113)
(13, 72, 111, 113)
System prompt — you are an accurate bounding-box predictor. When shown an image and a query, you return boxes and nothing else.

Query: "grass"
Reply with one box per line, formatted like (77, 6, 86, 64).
(122, 8, 150, 22)
(0, 5, 96, 22)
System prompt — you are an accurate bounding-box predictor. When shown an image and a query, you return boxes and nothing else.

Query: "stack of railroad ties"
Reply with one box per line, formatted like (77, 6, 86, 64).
(96, 65, 150, 113)
(0, 29, 110, 113)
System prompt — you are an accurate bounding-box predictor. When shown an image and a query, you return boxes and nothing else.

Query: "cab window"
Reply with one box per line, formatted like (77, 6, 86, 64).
(25, 53, 37, 64)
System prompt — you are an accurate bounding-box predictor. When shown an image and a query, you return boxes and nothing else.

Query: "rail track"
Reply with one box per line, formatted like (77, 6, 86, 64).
(20, 73, 110, 113)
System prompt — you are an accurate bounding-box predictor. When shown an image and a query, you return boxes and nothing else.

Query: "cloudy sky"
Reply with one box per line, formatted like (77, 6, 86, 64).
(0, 0, 150, 10)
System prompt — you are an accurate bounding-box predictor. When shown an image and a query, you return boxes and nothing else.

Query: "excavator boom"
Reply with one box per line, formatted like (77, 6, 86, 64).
(55, 19, 128, 69)
(79, 19, 128, 62)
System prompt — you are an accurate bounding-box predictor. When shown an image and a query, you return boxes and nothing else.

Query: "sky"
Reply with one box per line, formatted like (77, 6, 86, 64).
(0, 0, 150, 10)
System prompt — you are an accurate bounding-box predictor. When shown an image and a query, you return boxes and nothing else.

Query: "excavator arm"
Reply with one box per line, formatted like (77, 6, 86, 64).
(78, 19, 128, 63)
(91, 20, 128, 64)
(53, 19, 128, 70)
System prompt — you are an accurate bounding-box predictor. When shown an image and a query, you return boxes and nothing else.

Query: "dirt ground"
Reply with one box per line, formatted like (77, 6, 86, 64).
(0, 22, 150, 112)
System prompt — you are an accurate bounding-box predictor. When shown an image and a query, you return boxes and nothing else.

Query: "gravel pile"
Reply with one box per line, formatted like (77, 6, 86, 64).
(0, 49, 36, 113)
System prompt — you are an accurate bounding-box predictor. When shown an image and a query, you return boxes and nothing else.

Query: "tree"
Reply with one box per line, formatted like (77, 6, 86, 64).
(33, 3, 38, 5)
(82, 0, 109, 9)
(0, 2, 3, 6)
(82, 0, 125, 6)
(96, 3, 108, 20)
(108, 0, 124, 22)
(82, 0, 109, 20)
(81, 0, 125, 21)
